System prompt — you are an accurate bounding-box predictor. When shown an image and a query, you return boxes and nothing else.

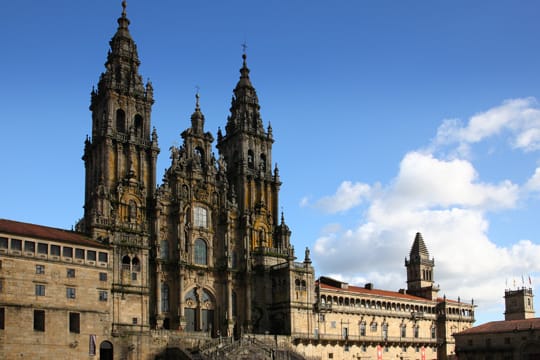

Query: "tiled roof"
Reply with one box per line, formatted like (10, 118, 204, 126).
(0, 218, 107, 249)
(318, 277, 468, 305)
(455, 318, 540, 336)
(320, 282, 428, 301)
(318, 279, 434, 302)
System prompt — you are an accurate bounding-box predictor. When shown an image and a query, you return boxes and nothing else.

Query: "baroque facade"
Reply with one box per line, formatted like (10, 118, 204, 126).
(0, 3, 474, 359)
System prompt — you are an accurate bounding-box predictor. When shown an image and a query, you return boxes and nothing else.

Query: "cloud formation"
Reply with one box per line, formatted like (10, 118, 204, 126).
(310, 98, 540, 323)
(434, 97, 540, 152)
(313, 180, 371, 213)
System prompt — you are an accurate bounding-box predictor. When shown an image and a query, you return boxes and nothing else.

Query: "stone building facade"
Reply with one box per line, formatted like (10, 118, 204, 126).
(0, 3, 474, 359)
(454, 288, 540, 360)
(292, 233, 475, 360)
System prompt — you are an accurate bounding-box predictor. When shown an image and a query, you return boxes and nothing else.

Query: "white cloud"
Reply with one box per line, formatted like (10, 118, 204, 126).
(433, 97, 540, 153)
(525, 167, 540, 192)
(313, 180, 370, 213)
(310, 98, 540, 324)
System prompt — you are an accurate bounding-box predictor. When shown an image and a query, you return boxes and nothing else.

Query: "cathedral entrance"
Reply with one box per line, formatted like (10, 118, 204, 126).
(99, 341, 113, 360)
(184, 288, 215, 335)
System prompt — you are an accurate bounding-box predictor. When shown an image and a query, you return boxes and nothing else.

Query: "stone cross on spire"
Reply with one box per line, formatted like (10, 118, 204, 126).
(121, 0, 127, 17)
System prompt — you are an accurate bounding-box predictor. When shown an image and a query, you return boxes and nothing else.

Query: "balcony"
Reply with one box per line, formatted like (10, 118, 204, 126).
(292, 332, 438, 346)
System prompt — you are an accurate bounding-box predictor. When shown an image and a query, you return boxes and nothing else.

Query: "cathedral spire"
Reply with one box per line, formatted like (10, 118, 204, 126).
(92, 0, 146, 99)
(225, 52, 264, 135)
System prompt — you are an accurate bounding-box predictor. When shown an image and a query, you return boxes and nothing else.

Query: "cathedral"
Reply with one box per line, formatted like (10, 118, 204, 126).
(0, 3, 475, 359)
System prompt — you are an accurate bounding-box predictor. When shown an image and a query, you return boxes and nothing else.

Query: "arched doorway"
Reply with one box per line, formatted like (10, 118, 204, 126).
(100, 340, 113, 360)
(184, 288, 215, 335)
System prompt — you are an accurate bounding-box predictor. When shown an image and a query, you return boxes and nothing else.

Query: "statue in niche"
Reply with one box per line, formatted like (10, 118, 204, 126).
(128, 200, 137, 222)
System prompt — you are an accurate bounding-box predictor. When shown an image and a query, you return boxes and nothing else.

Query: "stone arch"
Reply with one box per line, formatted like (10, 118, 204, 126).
(100, 340, 113, 360)
(183, 287, 216, 335)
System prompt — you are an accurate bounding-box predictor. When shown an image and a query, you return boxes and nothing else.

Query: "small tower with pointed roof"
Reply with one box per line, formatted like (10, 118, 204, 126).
(405, 232, 439, 300)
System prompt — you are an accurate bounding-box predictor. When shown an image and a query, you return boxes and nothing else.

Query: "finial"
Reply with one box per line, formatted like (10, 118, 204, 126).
(121, 0, 127, 17)
(195, 86, 200, 110)
(241, 42, 248, 65)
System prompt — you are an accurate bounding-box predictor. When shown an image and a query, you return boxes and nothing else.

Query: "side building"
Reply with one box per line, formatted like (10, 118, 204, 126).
(0, 219, 113, 359)
(454, 287, 540, 359)
(291, 233, 475, 360)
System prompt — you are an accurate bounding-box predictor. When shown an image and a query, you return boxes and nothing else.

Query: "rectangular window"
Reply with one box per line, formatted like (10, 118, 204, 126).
(50, 245, 60, 256)
(99, 290, 108, 301)
(371, 323, 378, 332)
(401, 326, 407, 338)
(194, 207, 208, 228)
(414, 326, 419, 338)
(34, 310, 45, 331)
(131, 272, 138, 281)
(36, 264, 45, 274)
(66, 287, 76, 299)
(37, 243, 48, 254)
(0, 307, 4, 329)
(0, 278, 4, 293)
(0, 237, 8, 249)
(67, 268, 75, 278)
(24, 241, 35, 253)
(99, 272, 107, 281)
(360, 323, 366, 336)
(87, 250, 96, 261)
(35, 284, 45, 296)
(160, 240, 169, 259)
(11, 239, 22, 251)
(431, 326, 436, 339)
(63, 246, 73, 258)
(75, 248, 85, 259)
(98, 252, 108, 263)
(132, 317, 138, 325)
(331, 321, 336, 328)
(69, 312, 80, 333)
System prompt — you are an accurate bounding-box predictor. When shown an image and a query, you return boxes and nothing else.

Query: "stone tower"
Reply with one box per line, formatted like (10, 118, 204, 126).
(505, 287, 535, 320)
(216, 53, 295, 333)
(81, 1, 159, 333)
(405, 232, 439, 300)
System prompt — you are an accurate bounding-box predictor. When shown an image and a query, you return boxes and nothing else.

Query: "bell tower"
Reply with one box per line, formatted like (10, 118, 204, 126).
(216, 52, 289, 256)
(405, 232, 439, 300)
(81, 1, 159, 332)
(217, 52, 294, 333)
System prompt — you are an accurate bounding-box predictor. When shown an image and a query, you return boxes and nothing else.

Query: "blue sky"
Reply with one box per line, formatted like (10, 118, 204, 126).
(1, 1, 540, 325)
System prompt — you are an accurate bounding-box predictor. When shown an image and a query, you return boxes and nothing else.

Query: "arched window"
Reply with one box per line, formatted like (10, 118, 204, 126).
(132, 257, 140, 272)
(247, 150, 254, 169)
(134, 114, 143, 137)
(161, 283, 169, 313)
(194, 239, 207, 265)
(122, 255, 131, 270)
(116, 109, 126, 133)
